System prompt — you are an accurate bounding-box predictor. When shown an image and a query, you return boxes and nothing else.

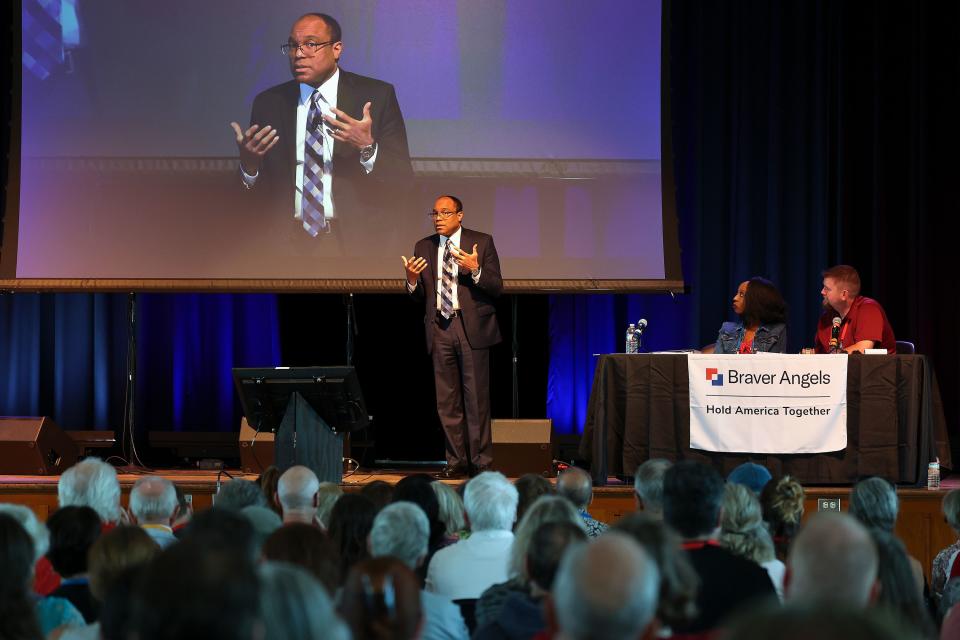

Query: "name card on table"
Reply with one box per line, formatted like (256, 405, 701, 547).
(688, 354, 848, 454)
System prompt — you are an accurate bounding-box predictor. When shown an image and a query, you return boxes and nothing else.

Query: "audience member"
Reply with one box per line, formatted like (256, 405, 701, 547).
(258, 561, 350, 640)
(0, 513, 45, 640)
(95, 567, 142, 640)
(328, 493, 378, 584)
(240, 504, 283, 554)
(663, 461, 775, 634)
(476, 495, 585, 628)
(933, 490, 960, 599)
(514, 473, 554, 524)
(432, 480, 468, 542)
(46, 506, 103, 623)
(369, 501, 469, 640)
(215, 478, 268, 511)
(427, 471, 518, 600)
(940, 578, 960, 627)
(850, 476, 925, 595)
(58, 458, 123, 525)
(613, 512, 700, 633)
(0, 502, 53, 596)
(759, 475, 804, 561)
(721, 602, 922, 640)
(258, 465, 283, 515)
(556, 466, 608, 537)
(475, 521, 587, 640)
(315, 481, 344, 529)
(262, 523, 341, 596)
(551, 533, 661, 640)
(720, 482, 785, 599)
(180, 507, 258, 562)
(633, 458, 672, 519)
(785, 512, 879, 607)
(171, 484, 193, 534)
(394, 475, 449, 581)
(360, 480, 395, 512)
(869, 529, 936, 639)
(276, 465, 321, 525)
(340, 557, 424, 640)
(726, 462, 772, 494)
(129, 476, 179, 548)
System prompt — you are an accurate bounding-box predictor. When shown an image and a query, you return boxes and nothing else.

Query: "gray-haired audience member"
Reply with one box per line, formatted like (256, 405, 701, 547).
(552, 533, 661, 640)
(633, 458, 672, 519)
(868, 529, 935, 637)
(720, 483, 784, 600)
(369, 502, 469, 640)
(556, 466, 608, 537)
(276, 466, 321, 525)
(258, 561, 350, 640)
(58, 458, 123, 524)
(0, 503, 50, 561)
(130, 476, 179, 548)
(426, 471, 518, 600)
(315, 481, 343, 529)
(785, 512, 879, 607)
(215, 478, 267, 511)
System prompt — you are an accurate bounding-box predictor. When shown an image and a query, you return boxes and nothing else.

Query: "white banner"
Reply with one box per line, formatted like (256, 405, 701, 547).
(688, 354, 848, 454)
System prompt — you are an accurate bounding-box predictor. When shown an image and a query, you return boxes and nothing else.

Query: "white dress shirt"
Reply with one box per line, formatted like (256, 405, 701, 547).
(425, 529, 514, 601)
(407, 226, 481, 302)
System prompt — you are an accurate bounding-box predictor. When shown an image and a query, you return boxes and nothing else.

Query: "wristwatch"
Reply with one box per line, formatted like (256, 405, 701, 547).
(360, 142, 377, 162)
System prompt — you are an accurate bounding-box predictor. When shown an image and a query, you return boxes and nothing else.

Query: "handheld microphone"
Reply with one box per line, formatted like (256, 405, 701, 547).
(636, 318, 649, 335)
(829, 316, 841, 352)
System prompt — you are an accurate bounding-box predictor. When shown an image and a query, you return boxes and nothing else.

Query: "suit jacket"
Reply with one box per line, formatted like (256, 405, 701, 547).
(410, 227, 503, 352)
(245, 70, 413, 223)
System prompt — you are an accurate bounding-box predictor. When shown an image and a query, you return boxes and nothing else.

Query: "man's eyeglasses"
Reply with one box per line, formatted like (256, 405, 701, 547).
(281, 40, 337, 56)
(427, 210, 460, 219)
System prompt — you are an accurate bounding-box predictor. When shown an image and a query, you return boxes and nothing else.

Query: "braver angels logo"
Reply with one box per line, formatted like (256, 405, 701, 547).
(706, 367, 723, 386)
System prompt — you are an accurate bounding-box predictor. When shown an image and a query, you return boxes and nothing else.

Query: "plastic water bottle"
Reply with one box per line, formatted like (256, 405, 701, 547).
(625, 324, 637, 354)
(928, 460, 941, 490)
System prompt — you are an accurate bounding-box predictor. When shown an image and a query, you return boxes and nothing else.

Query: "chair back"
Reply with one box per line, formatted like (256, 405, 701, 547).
(895, 340, 916, 354)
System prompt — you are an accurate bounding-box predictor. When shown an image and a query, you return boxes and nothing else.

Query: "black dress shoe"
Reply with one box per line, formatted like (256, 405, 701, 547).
(435, 465, 468, 479)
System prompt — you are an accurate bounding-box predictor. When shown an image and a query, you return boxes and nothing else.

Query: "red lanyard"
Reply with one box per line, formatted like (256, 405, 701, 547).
(681, 539, 721, 550)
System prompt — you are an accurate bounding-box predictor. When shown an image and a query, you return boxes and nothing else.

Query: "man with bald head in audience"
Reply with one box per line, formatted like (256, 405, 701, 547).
(130, 476, 180, 548)
(276, 465, 321, 526)
(785, 512, 880, 607)
(556, 466, 609, 537)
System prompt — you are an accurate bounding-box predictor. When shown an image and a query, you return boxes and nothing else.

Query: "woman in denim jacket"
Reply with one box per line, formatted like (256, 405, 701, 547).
(714, 277, 788, 354)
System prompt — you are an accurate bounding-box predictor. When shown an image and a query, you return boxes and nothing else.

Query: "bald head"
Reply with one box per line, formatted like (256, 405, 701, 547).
(130, 476, 178, 525)
(277, 466, 321, 523)
(786, 512, 878, 607)
(553, 533, 660, 640)
(556, 467, 593, 510)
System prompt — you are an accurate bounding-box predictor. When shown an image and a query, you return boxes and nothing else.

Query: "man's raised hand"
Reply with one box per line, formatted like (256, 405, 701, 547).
(402, 255, 427, 285)
(229, 122, 279, 175)
(324, 102, 374, 150)
(451, 243, 480, 272)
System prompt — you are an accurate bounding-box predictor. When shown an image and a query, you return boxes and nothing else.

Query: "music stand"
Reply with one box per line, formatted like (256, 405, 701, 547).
(232, 367, 370, 483)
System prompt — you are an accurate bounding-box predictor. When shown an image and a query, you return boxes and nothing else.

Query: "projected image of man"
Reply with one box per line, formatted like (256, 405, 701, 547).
(403, 196, 503, 479)
(230, 13, 412, 248)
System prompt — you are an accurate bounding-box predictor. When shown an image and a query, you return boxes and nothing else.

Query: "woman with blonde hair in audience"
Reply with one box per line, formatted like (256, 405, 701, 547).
(760, 475, 804, 561)
(932, 489, 960, 600)
(720, 483, 786, 600)
(431, 480, 468, 542)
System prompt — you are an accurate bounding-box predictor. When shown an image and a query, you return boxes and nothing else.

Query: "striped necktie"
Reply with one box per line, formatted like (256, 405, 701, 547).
(439, 241, 456, 319)
(302, 90, 328, 236)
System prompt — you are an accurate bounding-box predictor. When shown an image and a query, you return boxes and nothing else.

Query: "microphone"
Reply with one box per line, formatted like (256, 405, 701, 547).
(829, 316, 841, 352)
(636, 318, 649, 335)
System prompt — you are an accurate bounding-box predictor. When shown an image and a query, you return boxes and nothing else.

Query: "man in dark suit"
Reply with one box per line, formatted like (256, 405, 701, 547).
(403, 195, 503, 479)
(230, 13, 412, 253)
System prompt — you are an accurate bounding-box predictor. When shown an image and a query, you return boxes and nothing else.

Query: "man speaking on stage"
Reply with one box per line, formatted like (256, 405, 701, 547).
(814, 264, 896, 354)
(229, 13, 412, 247)
(403, 196, 503, 479)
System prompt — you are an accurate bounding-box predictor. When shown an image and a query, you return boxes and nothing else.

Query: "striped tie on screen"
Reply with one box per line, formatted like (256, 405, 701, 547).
(22, 0, 63, 80)
(302, 90, 328, 236)
(440, 242, 456, 319)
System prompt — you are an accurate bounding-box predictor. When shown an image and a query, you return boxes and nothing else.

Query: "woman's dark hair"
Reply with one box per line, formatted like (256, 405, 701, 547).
(258, 466, 283, 516)
(392, 475, 445, 551)
(262, 523, 340, 596)
(339, 557, 423, 640)
(741, 277, 788, 327)
(869, 529, 936, 638)
(328, 494, 378, 584)
(0, 514, 44, 640)
(515, 474, 554, 525)
(46, 505, 103, 577)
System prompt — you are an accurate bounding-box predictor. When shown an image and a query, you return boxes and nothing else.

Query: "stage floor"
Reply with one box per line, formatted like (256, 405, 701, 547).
(1, 468, 955, 584)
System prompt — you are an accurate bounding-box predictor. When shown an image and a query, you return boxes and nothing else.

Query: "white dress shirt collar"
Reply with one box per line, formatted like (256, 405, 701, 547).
(299, 67, 340, 107)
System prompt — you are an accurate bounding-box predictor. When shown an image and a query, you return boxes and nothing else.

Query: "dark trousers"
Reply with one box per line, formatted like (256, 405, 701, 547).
(432, 314, 492, 468)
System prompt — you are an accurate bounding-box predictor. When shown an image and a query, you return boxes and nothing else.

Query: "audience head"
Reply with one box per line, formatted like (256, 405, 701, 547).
(0, 503, 50, 561)
(99, 565, 143, 640)
(0, 514, 44, 640)
(131, 542, 261, 640)
(88, 525, 160, 602)
(360, 480, 395, 512)
(719, 482, 775, 564)
(526, 521, 587, 594)
(316, 481, 344, 529)
(464, 471, 518, 532)
(130, 476, 178, 525)
(216, 478, 268, 511)
(258, 466, 283, 515)
(515, 473, 554, 523)
(760, 475, 804, 559)
(46, 504, 102, 578)
(392, 474, 444, 548)
(721, 602, 921, 640)
(369, 501, 429, 570)
(849, 476, 898, 533)
(240, 504, 283, 553)
(663, 461, 725, 539)
(868, 528, 934, 636)
(340, 557, 423, 640)
(943, 489, 960, 533)
(431, 480, 466, 536)
(739, 277, 788, 327)
(556, 466, 594, 510)
(614, 511, 700, 629)
(262, 523, 340, 596)
(181, 507, 258, 562)
(553, 533, 661, 640)
(277, 466, 321, 523)
(786, 512, 878, 607)
(259, 561, 350, 640)
(509, 494, 584, 581)
(726, 462, 772, 494)
(633, 458, 672, 518)
(328, 493, 377, 582)
(58, 457, 122, 523)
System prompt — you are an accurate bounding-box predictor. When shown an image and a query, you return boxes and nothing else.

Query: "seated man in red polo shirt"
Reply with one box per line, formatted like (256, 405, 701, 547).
(814, 264, 896, 354)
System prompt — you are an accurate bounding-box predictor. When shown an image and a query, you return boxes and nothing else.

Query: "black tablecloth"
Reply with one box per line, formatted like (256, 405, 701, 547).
(579, 354, 952, 486)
